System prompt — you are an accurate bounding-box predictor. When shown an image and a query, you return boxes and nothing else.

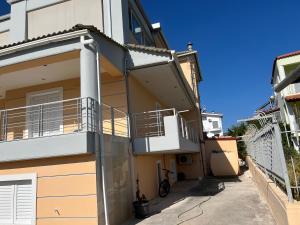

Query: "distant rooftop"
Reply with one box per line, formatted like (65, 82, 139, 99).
(202, 111, 223, 117)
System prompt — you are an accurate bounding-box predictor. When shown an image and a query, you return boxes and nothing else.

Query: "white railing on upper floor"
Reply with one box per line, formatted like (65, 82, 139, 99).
(0, 97, 129, 142)
(132, 108, 199, 143)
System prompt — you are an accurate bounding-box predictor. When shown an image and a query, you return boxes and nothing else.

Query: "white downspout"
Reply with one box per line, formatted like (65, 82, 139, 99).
(80, 35, 110, 225)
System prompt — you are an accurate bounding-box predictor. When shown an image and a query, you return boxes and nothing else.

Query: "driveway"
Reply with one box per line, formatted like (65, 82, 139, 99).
(123, 170, 276, 225)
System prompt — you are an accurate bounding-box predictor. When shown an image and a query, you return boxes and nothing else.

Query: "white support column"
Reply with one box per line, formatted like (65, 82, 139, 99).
(80, 41, 99, 101)
(80, 39, 99, 131)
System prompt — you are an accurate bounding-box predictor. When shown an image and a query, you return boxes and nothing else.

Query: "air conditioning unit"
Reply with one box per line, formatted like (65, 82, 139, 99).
(177, 154, 193, 165)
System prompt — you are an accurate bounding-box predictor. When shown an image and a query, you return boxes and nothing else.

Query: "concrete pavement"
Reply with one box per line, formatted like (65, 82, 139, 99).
(123, 170, 276, 225)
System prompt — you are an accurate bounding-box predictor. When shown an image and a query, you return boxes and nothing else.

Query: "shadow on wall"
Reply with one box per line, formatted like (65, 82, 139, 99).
(204, 137, 240, 177)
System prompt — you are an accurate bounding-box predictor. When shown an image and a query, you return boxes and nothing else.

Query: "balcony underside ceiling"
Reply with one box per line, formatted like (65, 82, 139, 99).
(127, 45, 195, 110)
(0, 28, 126, 95)
(0, 51, 120, 95)
(130, 63, 193, 110)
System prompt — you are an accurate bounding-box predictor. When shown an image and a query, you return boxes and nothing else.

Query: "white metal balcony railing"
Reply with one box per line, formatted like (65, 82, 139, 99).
(0, 97, 129, 142)
(132, 108, 199, 143)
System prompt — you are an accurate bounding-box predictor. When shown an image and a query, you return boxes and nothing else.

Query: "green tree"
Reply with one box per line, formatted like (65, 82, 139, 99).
(227, 123, 247, 160)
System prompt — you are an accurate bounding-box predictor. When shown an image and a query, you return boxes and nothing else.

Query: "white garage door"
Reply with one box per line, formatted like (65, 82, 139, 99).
(0, 175, 36, 225)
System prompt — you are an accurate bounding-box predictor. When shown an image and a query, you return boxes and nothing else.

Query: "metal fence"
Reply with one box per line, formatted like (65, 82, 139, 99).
(132, 108, 199, 143)
(0, 97, 129, 142)
(132, 108, 175, 138)
(242, 112, 293, 202)
(102, 104, 129, 137)
(178, 114, 199, 143)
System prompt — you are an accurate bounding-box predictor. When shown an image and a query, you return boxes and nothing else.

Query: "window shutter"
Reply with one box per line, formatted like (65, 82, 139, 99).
(42, 92, 63, 136)
(28, 89, 63, 137)
(14, 180, 33, 225)
(0, 183, 14, 224)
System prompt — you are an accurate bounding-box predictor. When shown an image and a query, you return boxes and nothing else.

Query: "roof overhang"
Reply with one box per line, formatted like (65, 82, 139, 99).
(0, 25, 126, 76)
(202, 112, 223, 117)
(127, 45, 196, 110)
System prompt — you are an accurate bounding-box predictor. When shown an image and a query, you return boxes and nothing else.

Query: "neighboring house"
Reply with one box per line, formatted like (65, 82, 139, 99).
(202, 112, 224, 137)
(271, 50, 300, 150)
(0, 1, 205, 225)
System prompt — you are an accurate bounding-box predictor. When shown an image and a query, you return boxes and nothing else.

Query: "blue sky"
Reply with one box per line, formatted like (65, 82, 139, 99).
(141, 0, 300, 131)
(1, 1, 300, 131)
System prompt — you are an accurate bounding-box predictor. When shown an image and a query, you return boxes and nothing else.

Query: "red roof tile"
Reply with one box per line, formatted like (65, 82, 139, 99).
(277, 50, 300, 60)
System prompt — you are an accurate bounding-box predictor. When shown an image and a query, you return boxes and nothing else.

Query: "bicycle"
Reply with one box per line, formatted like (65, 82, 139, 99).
(159, 169, 174, 197)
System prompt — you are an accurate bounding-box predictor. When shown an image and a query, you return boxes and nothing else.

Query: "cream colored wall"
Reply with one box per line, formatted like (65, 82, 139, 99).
(176, 153, 204, 179)
(247, 157, 300, 225)
(0, 155, 98, 225)
(180, 60, 199, 100)
(129, 75, 204, 197)
(27, 0, 103, 39)
(0, 31, 9, 46)
(128, 76, 165, 113)
(134, 154, 176, 200)
(102, 73, 127, 112)
(0, 74, 128, 139)
(1, 78, 80, 140)
(4, 78, 80, 109)
(205, 139, 239, 176)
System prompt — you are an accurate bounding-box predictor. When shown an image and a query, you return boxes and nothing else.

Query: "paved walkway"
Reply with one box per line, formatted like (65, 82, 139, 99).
(124, 170, 276, 225)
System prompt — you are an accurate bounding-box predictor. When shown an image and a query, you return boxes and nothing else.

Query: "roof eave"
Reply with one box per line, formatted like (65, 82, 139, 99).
(0, 29, 89, 57)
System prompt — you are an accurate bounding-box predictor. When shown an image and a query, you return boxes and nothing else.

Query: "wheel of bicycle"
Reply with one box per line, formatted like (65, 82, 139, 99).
(159, 180, 170, 197)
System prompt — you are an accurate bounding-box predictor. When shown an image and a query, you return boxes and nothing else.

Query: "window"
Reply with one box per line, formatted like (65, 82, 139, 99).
(212, 121, 219, 129)
(0, 174, 36, 225)
(128, 8, 153, 46)
(26, 88, 63, 138)
(129, 9, 143, 44)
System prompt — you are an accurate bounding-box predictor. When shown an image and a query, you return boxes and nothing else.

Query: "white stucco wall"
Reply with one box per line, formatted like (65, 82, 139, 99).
(27, 0, 103, 39)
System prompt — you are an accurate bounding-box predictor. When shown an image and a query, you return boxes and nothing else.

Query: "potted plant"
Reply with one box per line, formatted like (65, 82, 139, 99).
(133, 178, 149, 219)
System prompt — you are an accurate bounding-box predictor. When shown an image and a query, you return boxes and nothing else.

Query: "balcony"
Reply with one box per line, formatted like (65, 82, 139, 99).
(132, 109, 200, 154)
(0, 97, 129, 162)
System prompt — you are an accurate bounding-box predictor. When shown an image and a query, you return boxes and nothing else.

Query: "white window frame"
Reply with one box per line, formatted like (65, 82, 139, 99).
(0, 173, 37, 225)
(26, 88, 64, 138)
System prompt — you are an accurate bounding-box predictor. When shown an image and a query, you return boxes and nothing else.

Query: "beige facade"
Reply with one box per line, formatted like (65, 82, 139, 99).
(0, 1, 205, 225)
(129, 73, 205, 200)
(0, 155, 98, 225)
(0, 49, 130, 224)
(177, 153, 205, 179)
(180, 61, 199, 100)
(134, 154, 177, 200)
(205, 138, 239, 176)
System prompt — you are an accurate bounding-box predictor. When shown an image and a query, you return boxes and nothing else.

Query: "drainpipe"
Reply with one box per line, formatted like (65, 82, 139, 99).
(80, 35, 110, 225)
(124, 56, 138, 202)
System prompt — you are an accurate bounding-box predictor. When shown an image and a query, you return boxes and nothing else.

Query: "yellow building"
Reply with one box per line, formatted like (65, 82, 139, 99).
(0, 1, 205, 225)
